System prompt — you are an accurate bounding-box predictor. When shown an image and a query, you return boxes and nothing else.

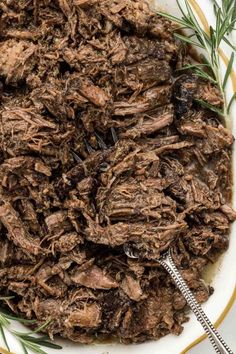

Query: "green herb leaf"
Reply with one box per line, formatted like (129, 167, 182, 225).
(22, 344, 30, 354)
(194, 69, 217, 83)
(223, 36, 236, 51)
(178, 63, 217, 83)
(16, 334, 62, 349)
(227, 92, 236, 114)
(223, 51, 234, 89)
(33, 319, 52, 334)
(0, 325, 10, 352)
(1, 311, 37, 324)
(174, 33, 204, 47)
(0, 314, 10, 327)
(195, 99, 224, 115)
(157, 11, 191, 27)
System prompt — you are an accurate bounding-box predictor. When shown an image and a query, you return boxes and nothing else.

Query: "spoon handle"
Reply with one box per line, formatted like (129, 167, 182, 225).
(159, 251, 234, 354)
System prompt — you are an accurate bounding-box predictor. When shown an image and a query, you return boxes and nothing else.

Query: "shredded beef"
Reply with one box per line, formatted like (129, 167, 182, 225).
(0, 0, 235, 345)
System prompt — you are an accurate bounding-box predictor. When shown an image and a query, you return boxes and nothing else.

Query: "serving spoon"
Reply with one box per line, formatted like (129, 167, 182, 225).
(124, 244, 234, 354)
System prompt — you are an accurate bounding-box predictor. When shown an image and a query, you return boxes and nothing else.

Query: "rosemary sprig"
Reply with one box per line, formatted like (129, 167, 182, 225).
(212, 0, 236, 33)
(158, 0, 236, 116)
(0, 298, 62, 354)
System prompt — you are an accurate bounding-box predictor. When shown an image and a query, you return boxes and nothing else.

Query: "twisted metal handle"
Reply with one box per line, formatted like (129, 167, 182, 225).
(159, 251, 234, 354)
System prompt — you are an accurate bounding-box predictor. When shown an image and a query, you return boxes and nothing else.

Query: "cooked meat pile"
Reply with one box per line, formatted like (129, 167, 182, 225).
(0, 0, 235, 344)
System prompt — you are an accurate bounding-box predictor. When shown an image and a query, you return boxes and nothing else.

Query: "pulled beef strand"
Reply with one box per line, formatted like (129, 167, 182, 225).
(0, 0, 235, 345)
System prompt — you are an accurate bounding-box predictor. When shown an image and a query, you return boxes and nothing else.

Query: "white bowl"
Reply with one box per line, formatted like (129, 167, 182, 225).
(2, 0, 236, 353)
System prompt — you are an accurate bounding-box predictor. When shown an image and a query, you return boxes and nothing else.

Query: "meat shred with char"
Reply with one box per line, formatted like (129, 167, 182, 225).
(0, 0, 235, 344)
